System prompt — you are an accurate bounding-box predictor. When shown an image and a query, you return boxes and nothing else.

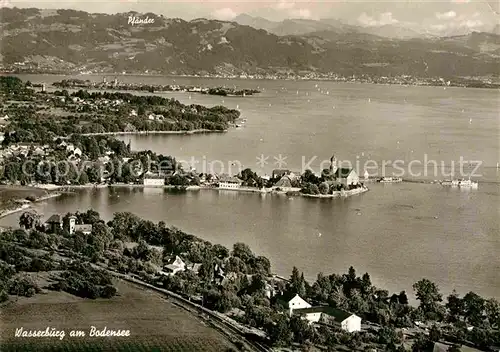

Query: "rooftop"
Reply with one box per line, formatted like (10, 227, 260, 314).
(294, 306, 356, 323)
(75, 224, 93, 233)
(334, 168, 354, 178)
(46, 214, 61, 223)
(218, 175, 242, 183)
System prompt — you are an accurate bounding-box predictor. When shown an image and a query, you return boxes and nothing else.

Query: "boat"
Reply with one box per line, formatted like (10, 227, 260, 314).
(379, 176, 402, 183)
(458, 179, 478, 189)
(441, 179, 478, 189)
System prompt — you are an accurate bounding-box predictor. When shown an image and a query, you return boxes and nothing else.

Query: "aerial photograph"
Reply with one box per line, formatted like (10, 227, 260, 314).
(0, 0, 499, 351)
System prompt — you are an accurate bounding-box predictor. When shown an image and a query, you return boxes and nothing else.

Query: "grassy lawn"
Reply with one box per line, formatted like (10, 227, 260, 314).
(1, 278, 237, 352)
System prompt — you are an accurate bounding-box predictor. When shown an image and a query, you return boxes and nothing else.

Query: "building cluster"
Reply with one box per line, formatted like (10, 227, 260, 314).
(54, 95, 125, 113)
(278, 293, 362, 333)
(142, 156, 362, 191)
(44, 214, 93, 235)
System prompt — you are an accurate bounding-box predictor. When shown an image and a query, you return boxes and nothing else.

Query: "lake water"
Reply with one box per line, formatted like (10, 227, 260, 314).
(2, 74, 500, 301)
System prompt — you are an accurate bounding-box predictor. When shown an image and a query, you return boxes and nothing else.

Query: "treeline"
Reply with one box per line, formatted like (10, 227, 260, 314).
(0, 76, 34, 99)
(205, 88, 260, 96)
(1, 76, 241, 143)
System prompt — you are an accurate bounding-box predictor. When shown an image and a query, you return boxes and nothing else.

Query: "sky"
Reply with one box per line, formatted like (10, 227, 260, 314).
(2, 0, 499, 33)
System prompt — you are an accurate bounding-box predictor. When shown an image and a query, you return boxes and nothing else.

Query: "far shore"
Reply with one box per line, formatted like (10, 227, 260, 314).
(81, 129, 227, 136)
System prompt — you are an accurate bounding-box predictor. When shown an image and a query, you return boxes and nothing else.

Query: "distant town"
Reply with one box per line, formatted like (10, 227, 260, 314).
(2, 66, 498, 89)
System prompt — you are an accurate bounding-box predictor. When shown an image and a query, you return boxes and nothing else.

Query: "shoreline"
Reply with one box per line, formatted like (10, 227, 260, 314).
(81, 129, 227, 137)
(0, 192, 63, 219)
(6, 72, 500, 90)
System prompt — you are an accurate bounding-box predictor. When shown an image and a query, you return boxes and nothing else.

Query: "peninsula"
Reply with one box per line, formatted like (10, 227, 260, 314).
(53, 78, 261, 97)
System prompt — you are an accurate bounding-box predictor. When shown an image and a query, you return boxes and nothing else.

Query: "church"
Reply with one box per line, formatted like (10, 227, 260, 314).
(329, 155, 360, 188)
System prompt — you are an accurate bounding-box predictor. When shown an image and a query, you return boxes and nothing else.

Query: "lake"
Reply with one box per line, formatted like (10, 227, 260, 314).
(2, 74, 499, 301)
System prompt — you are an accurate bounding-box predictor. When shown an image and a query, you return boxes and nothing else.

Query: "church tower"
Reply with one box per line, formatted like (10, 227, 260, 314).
(330, 155, 338, 175)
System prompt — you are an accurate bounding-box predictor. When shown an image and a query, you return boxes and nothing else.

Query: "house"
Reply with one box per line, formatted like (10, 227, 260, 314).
(32, 147, 45, 156)
(293, 306, 362, 333)
(265, 283, 276, 299)
(45, 214, 62, 233)
(272, 169, 291, 179)
(64, 216, 93, 235)
(276, 293, 312, 316)
(75, 224, 93, 235)
(187, 263, 202, 274)
(334, 168, 360, 187)
(217, 175, 242, 190)
(273, 175, 294, 191)
(143, 172, 165, 187)
(73, 147, 82, 157)
(163, 256, 186, 275)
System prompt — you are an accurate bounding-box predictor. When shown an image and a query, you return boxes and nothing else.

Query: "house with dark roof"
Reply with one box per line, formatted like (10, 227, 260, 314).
(334, 168, 360, 188)
(272, 169, 291, 179)
(293, 306, 362, 332)
(217, 175, 242, 190)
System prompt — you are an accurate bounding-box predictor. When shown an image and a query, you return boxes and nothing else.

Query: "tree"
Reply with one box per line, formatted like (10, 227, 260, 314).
(253, 256, 271, 276)
(429, 325, 442, 342)
(232, 242, 253, 263)
(485, 298, 500, 328)
(413, 279, 442, 315)
(446, 290, 464, 322)
(19, 211, 41, 230)
(27, 231, 48, 249)
(361, 272, 372, 295)
(398, 291, 409, 305)
(266, 315, 293, 347)
(290, 315, 313, 344)
(462, 291, 485, 326)
(378, 326, 401, 344)
(290, 267, 306, 296)
(411, 333, 434, 352)
(318, 182, 329, 194)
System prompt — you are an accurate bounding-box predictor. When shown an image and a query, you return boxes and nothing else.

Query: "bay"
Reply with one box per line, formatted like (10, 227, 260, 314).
(3, 74, 499, 301)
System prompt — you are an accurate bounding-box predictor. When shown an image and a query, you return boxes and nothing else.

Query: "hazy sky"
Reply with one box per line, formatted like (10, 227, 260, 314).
(3, 0, 499, 31)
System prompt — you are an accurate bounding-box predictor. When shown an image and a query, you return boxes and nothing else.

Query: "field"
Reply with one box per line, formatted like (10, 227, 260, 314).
(0, 278, 237, 352)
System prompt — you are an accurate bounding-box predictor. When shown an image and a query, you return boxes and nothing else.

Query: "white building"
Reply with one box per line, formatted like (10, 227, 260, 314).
(143, 173, 165, 187)
(162, 256, 186, 275)
(218, 176, 242, 190)
(334, 168, 360, 187)
(73, 147, 82, 157)
(277, 293, 312, 316)
(65, 216, 93, 235)
(294, 306, 362, 333)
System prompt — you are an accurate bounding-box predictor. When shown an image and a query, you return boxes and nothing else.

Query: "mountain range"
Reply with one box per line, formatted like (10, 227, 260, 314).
(233, 14, 428, 40)
(1, 8, 499, 78)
